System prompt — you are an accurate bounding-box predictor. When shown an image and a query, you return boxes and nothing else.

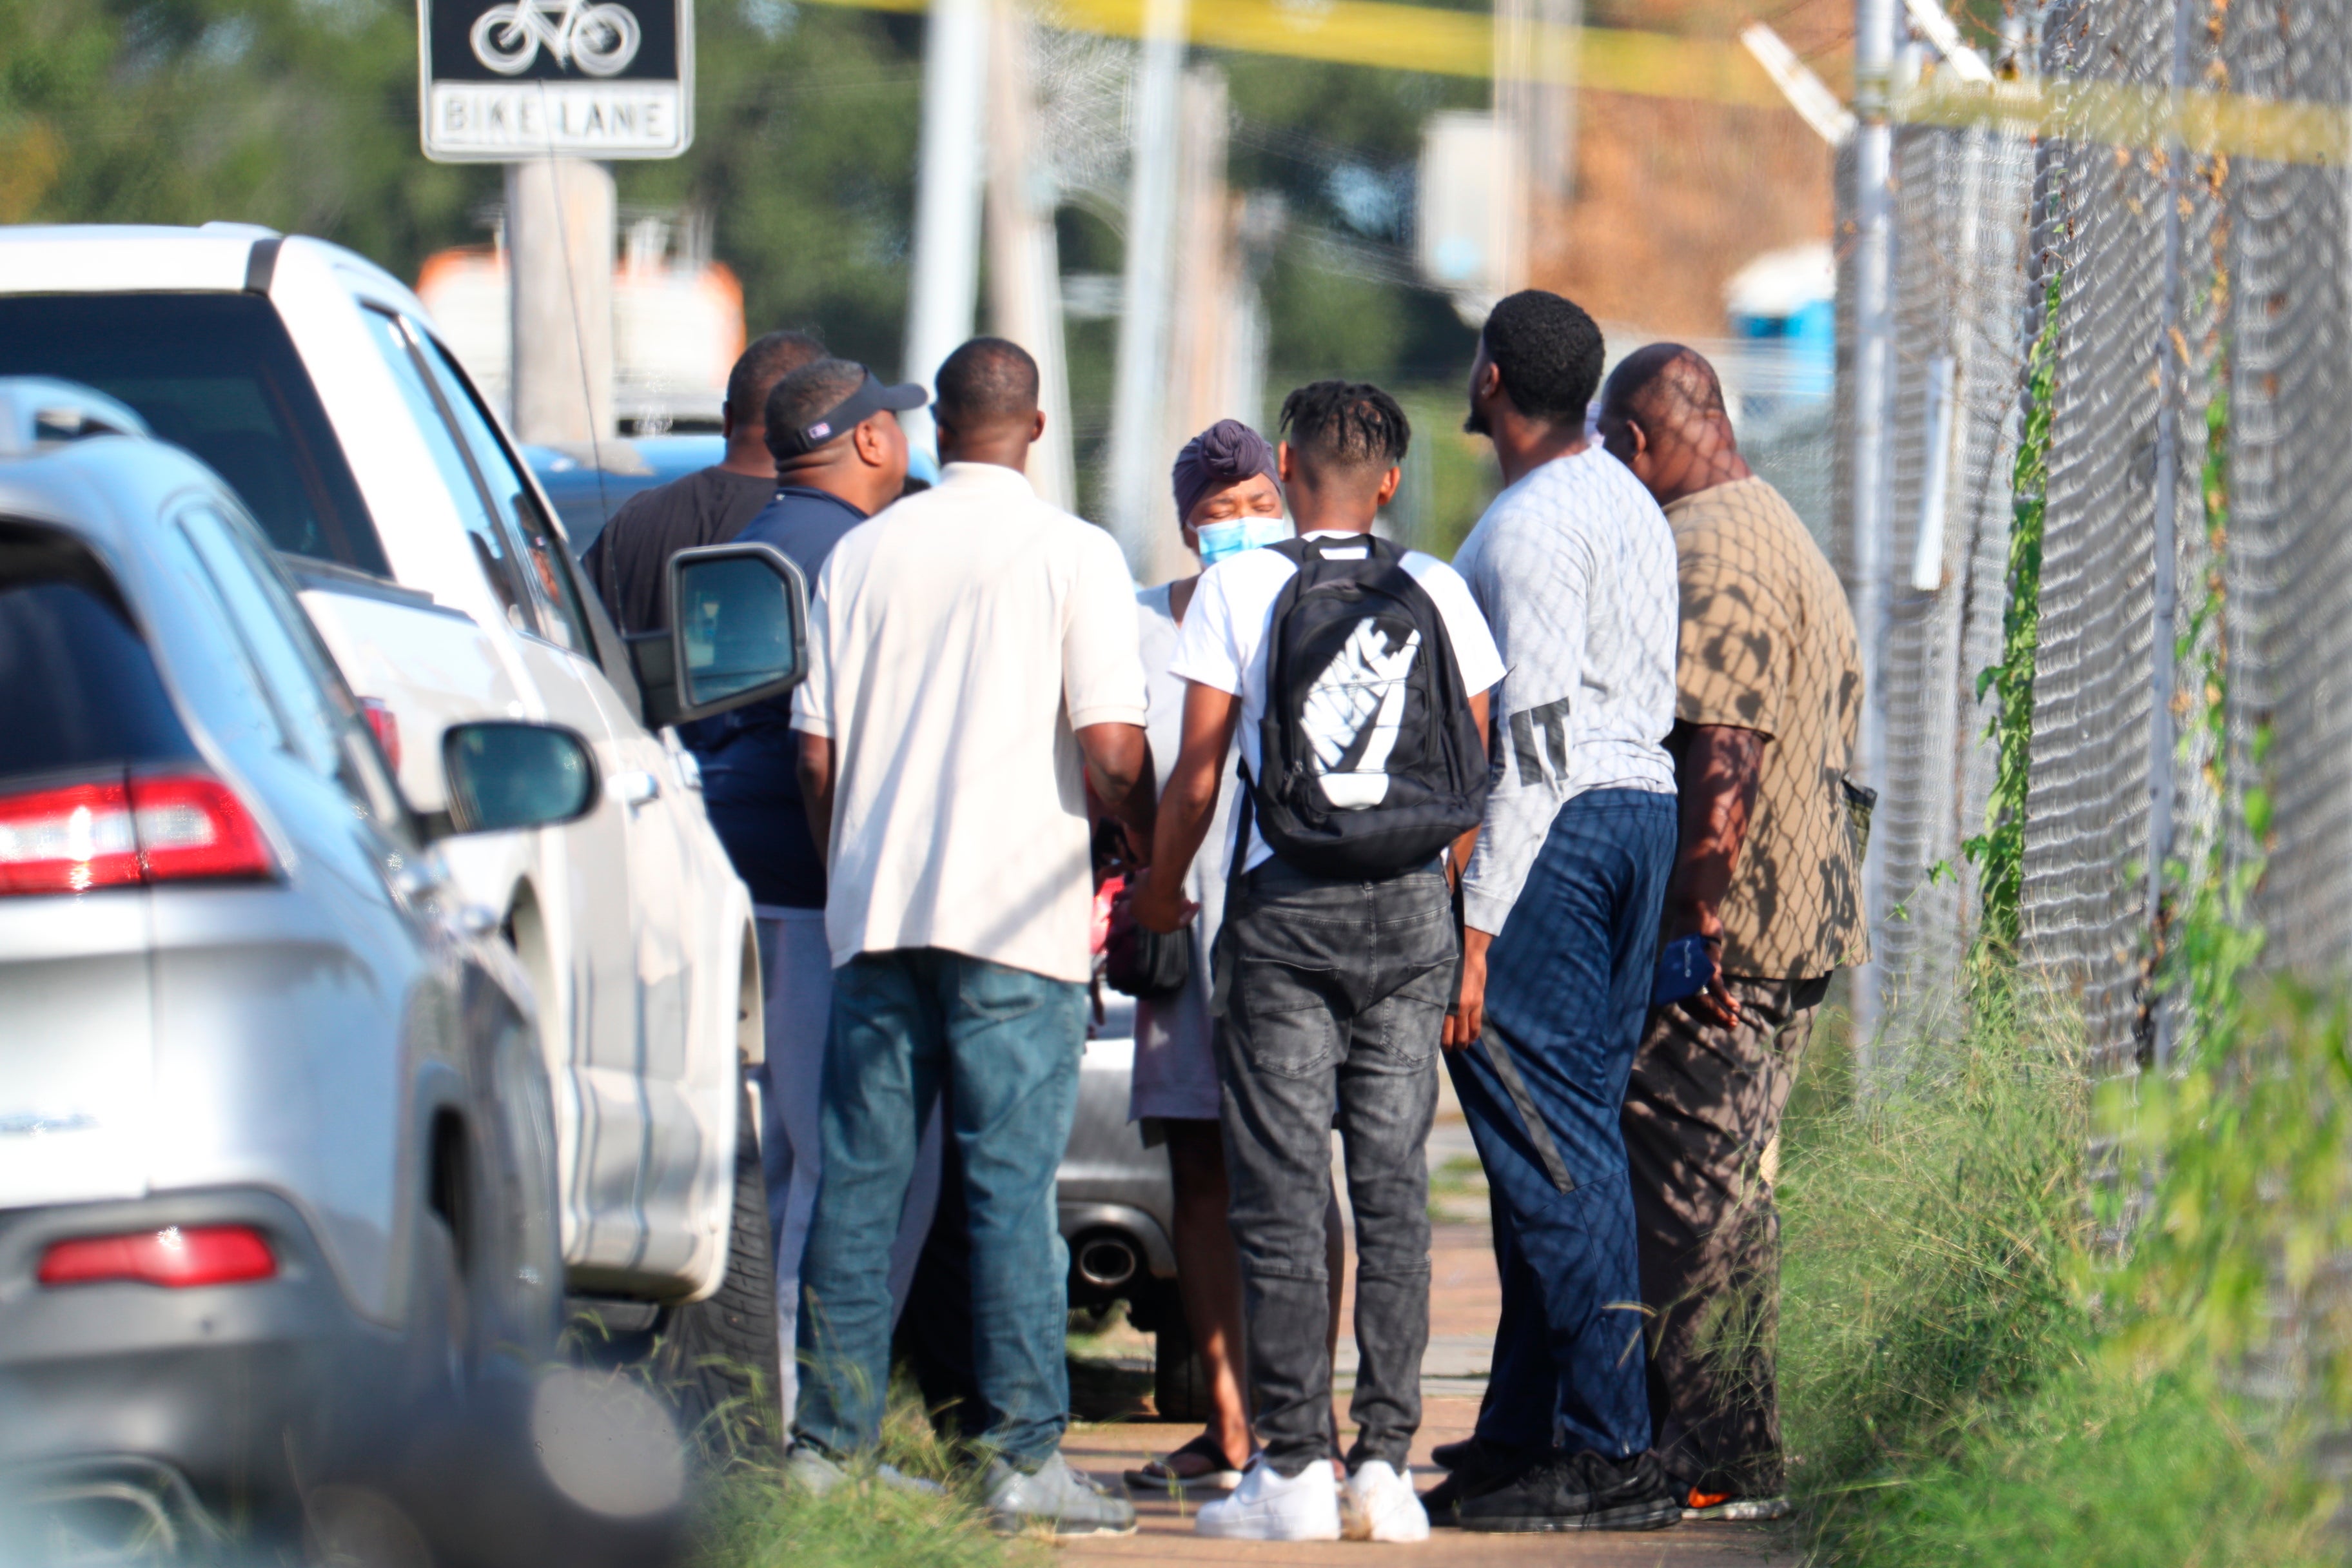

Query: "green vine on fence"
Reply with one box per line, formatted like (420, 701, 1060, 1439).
(2096, 247, 2352, 1414)
(2164, 364, 2271, 1068)
(1964, 271, 2062, 965)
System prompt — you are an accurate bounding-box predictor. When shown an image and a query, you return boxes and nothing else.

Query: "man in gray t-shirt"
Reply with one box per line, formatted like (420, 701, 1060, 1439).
(1429, 291, 1684, 1534)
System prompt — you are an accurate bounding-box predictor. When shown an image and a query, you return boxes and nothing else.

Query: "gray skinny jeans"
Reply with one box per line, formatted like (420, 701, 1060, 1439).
(1214, 856, 1453, 1477)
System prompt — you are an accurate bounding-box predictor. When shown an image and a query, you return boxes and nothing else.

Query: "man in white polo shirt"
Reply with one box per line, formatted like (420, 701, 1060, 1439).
(786, 337, 1150, 1538)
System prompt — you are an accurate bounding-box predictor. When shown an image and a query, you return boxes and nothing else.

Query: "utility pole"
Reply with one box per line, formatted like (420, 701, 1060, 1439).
(1849, 0, 1897, 1058)
(1492, 0, 1579, 286)
(986, 0, 1078, 510)
(903, 0, 992, 460)
(1158, 64, 1238, 583)
(506, 158, 617, 444)
(1106, 0, 1189, 576)
(2144, 0, 2195, 1066)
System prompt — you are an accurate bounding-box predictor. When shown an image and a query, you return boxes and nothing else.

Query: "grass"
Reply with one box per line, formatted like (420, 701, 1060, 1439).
(691, 1300, 1162, 1568)
(689, 1375, 1048, 1568)
(1774, 981, 2347, 1565)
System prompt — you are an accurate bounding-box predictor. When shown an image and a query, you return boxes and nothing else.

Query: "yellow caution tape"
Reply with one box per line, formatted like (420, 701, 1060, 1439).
(794, 0, 2352, 162)
(794, 0, 1787, 106)
(1896, 77, 2351, 167)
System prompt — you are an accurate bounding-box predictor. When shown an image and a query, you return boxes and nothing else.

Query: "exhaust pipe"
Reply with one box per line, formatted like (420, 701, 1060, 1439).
(1074, 1234, 1139, 1291)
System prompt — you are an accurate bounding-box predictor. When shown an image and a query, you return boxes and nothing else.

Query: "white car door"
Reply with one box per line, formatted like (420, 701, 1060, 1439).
(353, 307, 651, 1273)
(407, 326, 714, 1281)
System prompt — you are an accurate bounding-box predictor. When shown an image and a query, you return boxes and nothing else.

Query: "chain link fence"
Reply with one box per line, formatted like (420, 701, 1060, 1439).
(1841, 0, 2352, 1068)
(1870, 121, 2034, 1026)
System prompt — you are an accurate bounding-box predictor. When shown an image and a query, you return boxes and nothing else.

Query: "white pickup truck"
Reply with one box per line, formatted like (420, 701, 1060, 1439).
(0, 224, 785, 1421)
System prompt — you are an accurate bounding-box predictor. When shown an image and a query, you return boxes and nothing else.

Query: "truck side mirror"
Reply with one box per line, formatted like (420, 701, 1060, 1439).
(430, 721, 600, 839)
(627, 544, 808, 730)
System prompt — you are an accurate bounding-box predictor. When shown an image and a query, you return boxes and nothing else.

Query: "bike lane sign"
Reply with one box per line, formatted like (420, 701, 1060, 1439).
(419, 1, 693, 161)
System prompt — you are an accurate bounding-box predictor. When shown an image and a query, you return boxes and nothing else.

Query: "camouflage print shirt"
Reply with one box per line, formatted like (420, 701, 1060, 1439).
(1665, 477, 1868, 979)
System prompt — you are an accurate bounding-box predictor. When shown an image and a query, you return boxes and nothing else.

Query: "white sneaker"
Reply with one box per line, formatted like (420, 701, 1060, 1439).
(1195, 1456, 1342, 1540)
(1341, 1460, 1431, 1542)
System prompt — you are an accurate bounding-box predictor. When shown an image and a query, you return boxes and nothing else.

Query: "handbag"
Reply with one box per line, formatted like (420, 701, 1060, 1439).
(1101, 877, 1192, 1001)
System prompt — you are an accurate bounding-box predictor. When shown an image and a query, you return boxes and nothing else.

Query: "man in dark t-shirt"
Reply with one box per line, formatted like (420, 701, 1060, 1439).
(689, 356, 928, 1418)
(582, 329, 825, 634)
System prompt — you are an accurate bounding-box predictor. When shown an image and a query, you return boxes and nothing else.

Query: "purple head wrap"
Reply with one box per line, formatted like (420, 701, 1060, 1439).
(1170, 418, 1281, 526)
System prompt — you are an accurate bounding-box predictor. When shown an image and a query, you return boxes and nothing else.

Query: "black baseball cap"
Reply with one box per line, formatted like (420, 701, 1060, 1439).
(771, 368, 927, 458)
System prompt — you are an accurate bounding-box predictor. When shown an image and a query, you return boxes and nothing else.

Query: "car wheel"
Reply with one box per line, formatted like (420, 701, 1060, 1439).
(1151, 1293, 1213, 1424)
(649, 1088, 783, 1464)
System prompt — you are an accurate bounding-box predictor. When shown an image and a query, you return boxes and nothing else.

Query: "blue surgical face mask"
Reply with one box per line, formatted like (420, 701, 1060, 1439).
(1195, 514, 1291, 566)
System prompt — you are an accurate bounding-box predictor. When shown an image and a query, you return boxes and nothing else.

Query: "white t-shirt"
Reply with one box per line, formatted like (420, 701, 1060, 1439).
(1169, 531, 1507, 873)
(790, 462, 1147, 983)
(1451, 445, 1680, 935)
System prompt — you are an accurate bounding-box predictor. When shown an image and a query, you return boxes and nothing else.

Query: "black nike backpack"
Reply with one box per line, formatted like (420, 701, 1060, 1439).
(1241, 534, 1489, 879)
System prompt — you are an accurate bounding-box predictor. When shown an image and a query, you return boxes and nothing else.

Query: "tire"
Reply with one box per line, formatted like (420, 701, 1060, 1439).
(651, 1089, 783, 1464)
(1152, 1300, 1213, 1424)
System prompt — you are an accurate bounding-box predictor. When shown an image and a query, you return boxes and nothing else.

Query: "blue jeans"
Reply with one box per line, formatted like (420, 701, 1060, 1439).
(791, 948, 1087, 1466)
(1446, 788, 1676, 1460)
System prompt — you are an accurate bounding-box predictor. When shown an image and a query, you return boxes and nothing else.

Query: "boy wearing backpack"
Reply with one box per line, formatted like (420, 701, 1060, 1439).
(1131, 382, 1504, 1543)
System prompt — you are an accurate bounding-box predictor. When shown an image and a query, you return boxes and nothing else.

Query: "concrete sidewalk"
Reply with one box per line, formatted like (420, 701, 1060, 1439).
(1059, 1391, 1785, 1565)
(1055, 1099, 1791, 1565)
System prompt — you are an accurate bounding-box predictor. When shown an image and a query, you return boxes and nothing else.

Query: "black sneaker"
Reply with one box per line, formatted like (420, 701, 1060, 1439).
(1419, 1440, 1527, 1525)
(1455, 1449, 1681, 1533)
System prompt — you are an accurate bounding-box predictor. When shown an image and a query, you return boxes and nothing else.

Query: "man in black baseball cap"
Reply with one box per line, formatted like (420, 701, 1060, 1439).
(764, 365, 928, 463)
(678, 356, 927, 1426)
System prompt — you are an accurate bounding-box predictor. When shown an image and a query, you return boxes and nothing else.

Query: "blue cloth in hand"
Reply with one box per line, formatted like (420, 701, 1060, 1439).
(1651, 934, 1717, 1008)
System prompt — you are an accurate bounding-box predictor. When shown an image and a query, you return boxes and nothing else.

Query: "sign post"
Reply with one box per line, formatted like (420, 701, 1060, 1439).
(418, 2, 694, 442)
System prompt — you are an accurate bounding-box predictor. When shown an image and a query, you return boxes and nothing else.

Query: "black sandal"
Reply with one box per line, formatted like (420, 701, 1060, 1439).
(1123, 1434, 1249, 1493)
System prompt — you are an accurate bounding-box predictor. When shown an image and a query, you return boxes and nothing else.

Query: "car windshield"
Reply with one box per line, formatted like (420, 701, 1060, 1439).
(0, 295, 389, 576)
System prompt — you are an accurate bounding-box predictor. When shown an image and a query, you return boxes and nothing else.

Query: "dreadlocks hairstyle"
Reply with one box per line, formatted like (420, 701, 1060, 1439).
(1278, 380, 1412, 469)
(1481, 290, 1605, 422)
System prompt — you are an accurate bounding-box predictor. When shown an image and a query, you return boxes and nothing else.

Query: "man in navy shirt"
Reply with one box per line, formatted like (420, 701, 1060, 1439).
(583, 329, 825, 634)
(683, 355, 925, 1418)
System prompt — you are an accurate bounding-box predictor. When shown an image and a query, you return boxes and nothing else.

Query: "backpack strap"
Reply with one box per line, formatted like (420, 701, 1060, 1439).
(1208, 758, 1257, 1020)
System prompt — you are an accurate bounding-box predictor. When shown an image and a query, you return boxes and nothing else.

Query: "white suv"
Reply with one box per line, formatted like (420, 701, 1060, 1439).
(0, 225, 772, 1357)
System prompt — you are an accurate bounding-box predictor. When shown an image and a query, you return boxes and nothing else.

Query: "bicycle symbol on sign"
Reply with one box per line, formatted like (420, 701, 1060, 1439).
(470, 1, 643, 77)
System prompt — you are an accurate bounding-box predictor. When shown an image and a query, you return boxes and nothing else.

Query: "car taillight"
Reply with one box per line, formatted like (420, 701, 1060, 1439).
(0, 781, 139, 894)
(0, 774, 272, 896)
(128, 776, 273, 883)
(360, 698, 401, 772)
(37, 1224, 277, 1288)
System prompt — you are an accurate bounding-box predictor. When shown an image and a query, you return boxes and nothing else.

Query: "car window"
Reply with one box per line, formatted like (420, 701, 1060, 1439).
(415, 335, 595, 656)
(357, 309, 538, 636)
(0, 522, 200, 787)
(0, 295, 387, 575)
(177, 504, 409, 832)
(179, 505, 349, 779)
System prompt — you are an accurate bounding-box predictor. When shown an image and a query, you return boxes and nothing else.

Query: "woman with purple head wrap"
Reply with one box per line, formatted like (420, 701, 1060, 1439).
(1170, 418, 1285, 563)
(1117, 420, 1342, 1496)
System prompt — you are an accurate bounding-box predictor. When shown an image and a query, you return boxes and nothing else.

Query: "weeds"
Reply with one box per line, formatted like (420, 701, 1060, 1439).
(690, 1374, 1036, 1568)
(1778, 988, 2092, 1517)
(691, 1465, 1036, 1568)
(1778, 979, 2352, 1565)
